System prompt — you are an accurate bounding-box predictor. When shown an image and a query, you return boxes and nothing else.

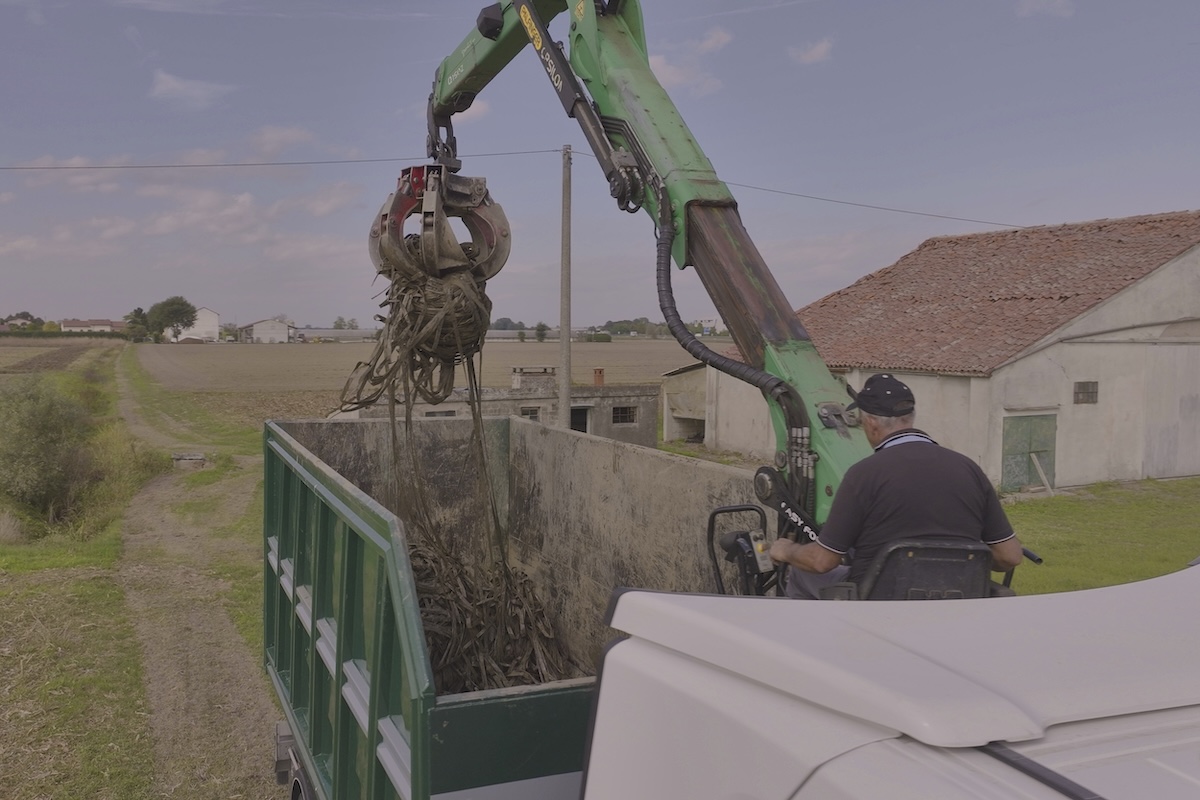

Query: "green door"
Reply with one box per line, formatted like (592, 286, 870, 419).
(1001, 415, 1057, 492)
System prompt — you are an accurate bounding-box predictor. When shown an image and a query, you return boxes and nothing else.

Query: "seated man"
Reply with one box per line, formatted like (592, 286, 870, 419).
(770, 373, 1023, 599)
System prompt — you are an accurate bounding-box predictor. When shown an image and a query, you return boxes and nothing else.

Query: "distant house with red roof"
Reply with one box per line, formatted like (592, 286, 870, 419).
(60, 318, 125, 333)
(678, 210, 1200, 490)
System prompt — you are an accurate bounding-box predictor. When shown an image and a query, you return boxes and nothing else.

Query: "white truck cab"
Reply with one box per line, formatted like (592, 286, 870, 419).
(585, 566, 1200, 799)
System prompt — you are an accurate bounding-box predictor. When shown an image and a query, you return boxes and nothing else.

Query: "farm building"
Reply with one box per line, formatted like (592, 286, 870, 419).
(238, 318, 293, 344)
(175, 307, 220, 342)
(295, 327, 378, 343)
(61, 318, 126, 333)
(666, 210, 1200, 491)
(347, 366, 659, 448)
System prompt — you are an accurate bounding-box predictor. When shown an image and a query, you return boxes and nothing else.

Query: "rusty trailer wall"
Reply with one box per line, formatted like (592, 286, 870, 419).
(276, 416, 764, 670)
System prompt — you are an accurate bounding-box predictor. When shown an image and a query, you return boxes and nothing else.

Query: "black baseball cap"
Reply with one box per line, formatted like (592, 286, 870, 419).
(846, 373, 915, 417)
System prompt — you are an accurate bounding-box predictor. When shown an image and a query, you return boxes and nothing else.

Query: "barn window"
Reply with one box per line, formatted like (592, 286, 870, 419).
(519, 407, 540, 421)
(424, 410, 456, 418)
(1073, 381, 1099, 404)
(612, 406, 637, 424)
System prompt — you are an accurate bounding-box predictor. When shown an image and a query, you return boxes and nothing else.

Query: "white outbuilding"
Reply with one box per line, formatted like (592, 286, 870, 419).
(175, 307, 220, 342)
(681, 210, 1200, 491)
(239, 318, 294, 344)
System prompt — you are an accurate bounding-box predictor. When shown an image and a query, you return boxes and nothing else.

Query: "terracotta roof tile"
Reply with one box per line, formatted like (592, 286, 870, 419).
(797, 210, 1200, 376)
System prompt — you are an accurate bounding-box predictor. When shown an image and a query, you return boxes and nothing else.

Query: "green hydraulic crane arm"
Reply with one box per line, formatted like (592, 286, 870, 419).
(428, 1, 871, 526)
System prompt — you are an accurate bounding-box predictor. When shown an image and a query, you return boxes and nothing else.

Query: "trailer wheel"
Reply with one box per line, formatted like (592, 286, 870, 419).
(291, 767, 313, 800)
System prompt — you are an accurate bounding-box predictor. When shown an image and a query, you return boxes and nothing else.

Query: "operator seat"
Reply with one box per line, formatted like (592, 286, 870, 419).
(819, 538, 1002, 600)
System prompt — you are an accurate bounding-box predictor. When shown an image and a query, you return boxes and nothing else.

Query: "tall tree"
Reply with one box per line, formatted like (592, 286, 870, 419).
(332, 316, 347, 330)
(534, 321, 549, 343)
(147, 296, 198, 341)
(124, 307, 149, 340)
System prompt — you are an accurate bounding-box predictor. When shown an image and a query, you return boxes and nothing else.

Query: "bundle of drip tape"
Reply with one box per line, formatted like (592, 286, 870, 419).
(409, 538, 575, 693)
(340, 210, 578, 693)
(340, 257, 491, 410)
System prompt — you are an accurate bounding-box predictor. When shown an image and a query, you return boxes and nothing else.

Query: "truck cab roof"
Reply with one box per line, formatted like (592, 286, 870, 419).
(607, 566, 1200, 748)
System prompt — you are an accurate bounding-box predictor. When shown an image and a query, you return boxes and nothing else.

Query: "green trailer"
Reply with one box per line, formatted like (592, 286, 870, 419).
(263, 415, 765, 800)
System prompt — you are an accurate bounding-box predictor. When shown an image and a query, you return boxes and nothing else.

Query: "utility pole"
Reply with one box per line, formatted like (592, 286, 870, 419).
(558, 144, 572, 428)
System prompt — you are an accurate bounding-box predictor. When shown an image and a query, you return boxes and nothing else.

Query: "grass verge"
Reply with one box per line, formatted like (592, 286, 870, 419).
(0, 572, 154, 800)
(1006, 477, 1200, 594)
(211, 480, 268, 655)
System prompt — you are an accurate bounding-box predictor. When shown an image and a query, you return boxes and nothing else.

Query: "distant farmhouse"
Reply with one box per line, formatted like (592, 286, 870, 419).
(238, 318, 294, 344)
(60, 318, 127, 333)
(665, 210, 1200, 491)
(175, 307, 220, 342)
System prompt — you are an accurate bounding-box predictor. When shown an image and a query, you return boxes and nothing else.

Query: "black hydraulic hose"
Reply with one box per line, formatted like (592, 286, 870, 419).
(653, 190, 793, 403)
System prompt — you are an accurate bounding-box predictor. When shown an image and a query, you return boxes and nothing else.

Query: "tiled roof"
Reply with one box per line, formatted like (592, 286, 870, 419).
(797, 210, 1200, 376)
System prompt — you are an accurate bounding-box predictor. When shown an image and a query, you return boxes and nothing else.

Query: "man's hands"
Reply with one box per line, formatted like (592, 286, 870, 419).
(769, 538, 844, 574)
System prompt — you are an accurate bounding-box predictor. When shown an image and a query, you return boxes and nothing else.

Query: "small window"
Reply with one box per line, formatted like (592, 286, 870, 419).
(1073, 381, 1099, 404)
(519, 406, 540, 422)
(424, 410, 456, 418)
(612, 406, 637, 424)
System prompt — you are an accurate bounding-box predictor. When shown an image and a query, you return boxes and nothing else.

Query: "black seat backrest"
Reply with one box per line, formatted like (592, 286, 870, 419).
(857, 538, 993, 600)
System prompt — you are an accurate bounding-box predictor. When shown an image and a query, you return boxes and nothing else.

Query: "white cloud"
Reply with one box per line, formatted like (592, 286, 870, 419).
(272, 182, 362, 218)
(19, 155, 128, 193)
(88, 216, 140, 241)
(696, 28, 732, 55)
(454, 98, 490, 124)
(250, 125, 315, 158)
(0, 233, 38, 257)
(130, 185, 265, 239)
(649, 27, 732, 97)
(261, 232, 360, 264)
(789, 38, 834, 65)
(0, 192, 15, 204)
(149, 68, 235, 111)
(1017, 0, 1074, 17)
(176, 147, 229, 165)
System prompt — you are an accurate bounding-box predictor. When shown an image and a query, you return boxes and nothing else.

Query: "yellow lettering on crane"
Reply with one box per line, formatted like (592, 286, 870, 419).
(519, 5, 542, 50)
(574, 0, 585, 20)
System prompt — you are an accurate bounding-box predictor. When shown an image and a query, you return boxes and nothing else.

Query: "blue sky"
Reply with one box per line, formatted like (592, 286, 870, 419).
(2, 0, 1197, 330)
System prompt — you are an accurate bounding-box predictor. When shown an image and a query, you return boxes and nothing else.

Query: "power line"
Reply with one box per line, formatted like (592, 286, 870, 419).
(1, 148, 1026, 228)
(0, 149, 562, 171)
(725, 181, 1029, 230)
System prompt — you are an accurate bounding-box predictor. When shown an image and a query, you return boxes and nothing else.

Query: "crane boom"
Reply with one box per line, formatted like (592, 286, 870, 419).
(424, 0, 871, 525)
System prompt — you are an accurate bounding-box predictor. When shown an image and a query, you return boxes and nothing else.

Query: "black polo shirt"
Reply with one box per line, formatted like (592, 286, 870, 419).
(816, 429, 1015, 585)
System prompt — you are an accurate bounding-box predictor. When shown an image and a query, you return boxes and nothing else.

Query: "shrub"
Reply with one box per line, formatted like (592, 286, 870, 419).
(0, 377, 95, 521)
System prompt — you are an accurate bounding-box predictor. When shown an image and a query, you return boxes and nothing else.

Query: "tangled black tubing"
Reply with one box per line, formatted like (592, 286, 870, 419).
(340, 236, 577, 694)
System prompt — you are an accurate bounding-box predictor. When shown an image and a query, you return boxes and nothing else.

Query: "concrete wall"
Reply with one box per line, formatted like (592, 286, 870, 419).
(360, 385, 660, 448)
(707, 369, 775, 459)
(661, 367, 706, 442)
(278, 417, 767, 673)
(505, 418, 766, 667)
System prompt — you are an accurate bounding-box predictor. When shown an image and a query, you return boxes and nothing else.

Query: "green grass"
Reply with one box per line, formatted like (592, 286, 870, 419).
(182, 452, 242, 488)
(211, 480, 267, 653)
(1005, 477, 1200, 594)
(120, 347, 260, 454)
(0, 517, 125, 573)
(0, 574, 154, 799)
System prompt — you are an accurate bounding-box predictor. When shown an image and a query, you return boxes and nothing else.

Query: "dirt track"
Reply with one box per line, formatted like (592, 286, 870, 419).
(115, 357, 287, 798)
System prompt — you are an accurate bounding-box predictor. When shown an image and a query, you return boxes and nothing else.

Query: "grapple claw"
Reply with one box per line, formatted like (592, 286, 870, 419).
(369, 164, 510, 282)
